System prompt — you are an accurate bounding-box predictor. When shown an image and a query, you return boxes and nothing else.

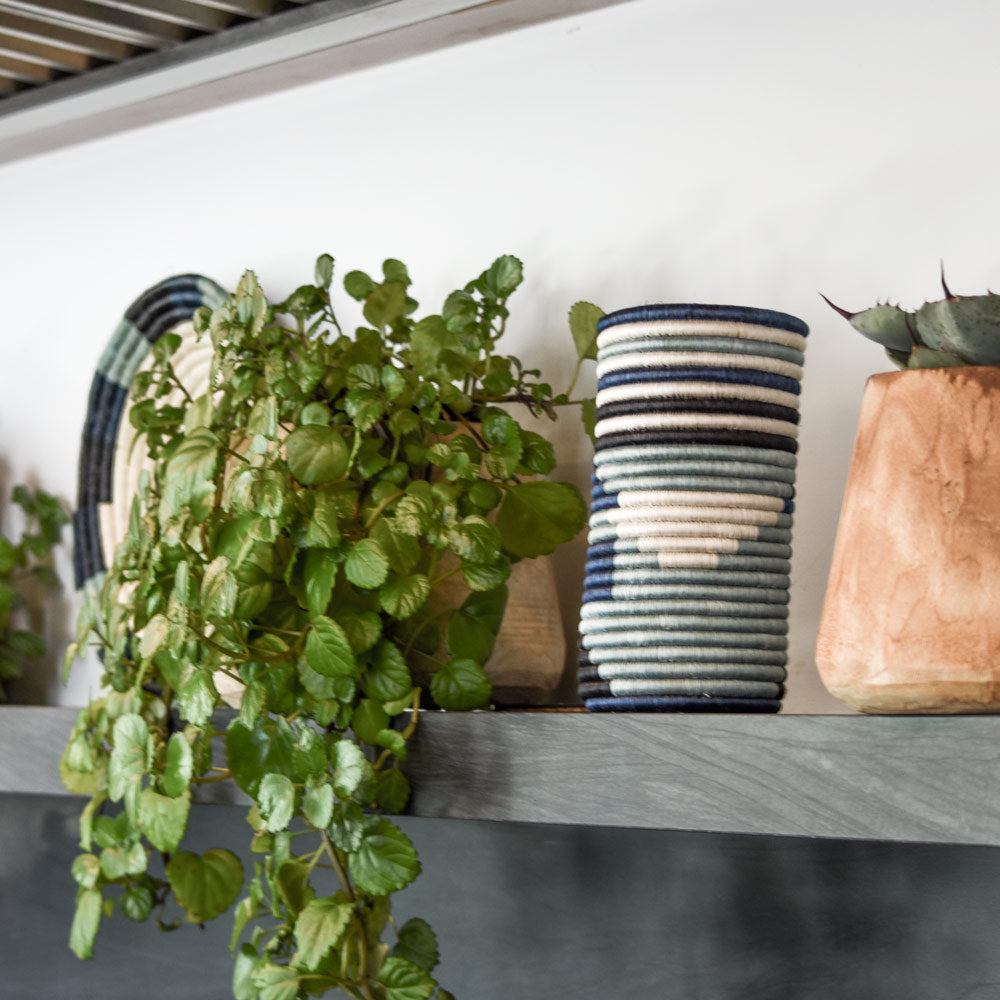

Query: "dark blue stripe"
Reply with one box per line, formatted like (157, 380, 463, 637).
(594, 428, 798, 455)
(596, 397, 800, 424)
(128, 276, 206, 342)
(81, 373, 128, 445)
(589, 495, 619, 512)
(584, 543, 618, 560)
(597, 367, 800, 395)
(597, 303, 808, 336)
(72, 506, 104, 588)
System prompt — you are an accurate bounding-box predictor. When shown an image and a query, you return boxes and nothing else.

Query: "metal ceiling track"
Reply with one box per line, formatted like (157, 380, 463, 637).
(0, 0, 327, 103)
(0, 0, 628, 164)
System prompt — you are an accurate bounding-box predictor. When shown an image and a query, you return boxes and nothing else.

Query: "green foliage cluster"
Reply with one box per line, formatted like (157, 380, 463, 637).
(62, 253, 598, 999)
(0, 484, 67, 700)
(824, 270, 1000, 369)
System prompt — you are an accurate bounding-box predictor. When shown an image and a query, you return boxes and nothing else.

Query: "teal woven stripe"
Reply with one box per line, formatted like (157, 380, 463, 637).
(197, 276, 230, 309)
(97, 319, 148, 388)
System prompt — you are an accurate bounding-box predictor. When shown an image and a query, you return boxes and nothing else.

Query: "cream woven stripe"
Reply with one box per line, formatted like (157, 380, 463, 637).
(588, 521, 779, 541)
(597, 351, 803, 380)
(634, 536, 743, 552)
(597, 319, 807, 351)
(613, 490, 785, 512)
(596, 381, 800, 410)
(592, 505, 784, 525)
(99, 321, 213, 572)
(595, 412, 799, 439)
(603, 679, 780, 696)
(627, 536, 788, 552)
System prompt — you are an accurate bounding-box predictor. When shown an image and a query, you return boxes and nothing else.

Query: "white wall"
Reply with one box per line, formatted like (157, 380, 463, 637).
(2, 0, 997, 711)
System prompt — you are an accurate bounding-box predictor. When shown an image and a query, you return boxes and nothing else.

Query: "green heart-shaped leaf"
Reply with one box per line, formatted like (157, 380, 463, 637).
(430, 659, 491, 711)
(495, 480, 586, 558)
(294, 897, 353, 970)
(285, 425, 350, 485)
(166, 848, 244, 924)
(349, 819, 421, 896)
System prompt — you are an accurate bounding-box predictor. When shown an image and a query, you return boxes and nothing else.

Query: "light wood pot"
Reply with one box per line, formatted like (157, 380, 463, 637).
(816, 367, 1000, 713)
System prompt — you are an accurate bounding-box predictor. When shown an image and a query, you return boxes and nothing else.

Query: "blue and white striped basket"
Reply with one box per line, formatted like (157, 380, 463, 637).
(579, 303, 808, 713)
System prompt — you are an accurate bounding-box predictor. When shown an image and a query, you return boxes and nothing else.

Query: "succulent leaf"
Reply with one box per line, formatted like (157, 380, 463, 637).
(940, 262, 955, 300)
(907, 346, 966, 369)
(913, 294, 1000, 365)
(822, 296, 915, 352)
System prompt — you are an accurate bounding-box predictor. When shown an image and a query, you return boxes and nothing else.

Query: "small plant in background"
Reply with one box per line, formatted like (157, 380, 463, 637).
(0, 484, 67, 701)
(824, 268, 1000, 369)
(62, 252, 596, 999)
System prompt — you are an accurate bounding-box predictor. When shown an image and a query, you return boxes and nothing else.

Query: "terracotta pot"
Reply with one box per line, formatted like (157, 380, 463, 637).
(816, 367, 1000, 713)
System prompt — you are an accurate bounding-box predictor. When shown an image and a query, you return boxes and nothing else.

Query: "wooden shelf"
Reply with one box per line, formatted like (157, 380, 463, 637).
(3, 706, 998, 848)
(406, 712, 1000, 847)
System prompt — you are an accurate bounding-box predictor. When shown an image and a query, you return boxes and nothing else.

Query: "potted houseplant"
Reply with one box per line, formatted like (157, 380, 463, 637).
(61, 252, 595, 997)
(0, 484, 67, 701)
(816, 274, 1000, 713)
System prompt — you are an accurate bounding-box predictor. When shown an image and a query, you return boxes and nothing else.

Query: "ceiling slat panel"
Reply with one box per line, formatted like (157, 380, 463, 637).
(0, 49, 53, 81)
(0, 0, 190, 45)
(0, 29, 93, 69)
(196, 0, 273, 14)
(0, 11, 137, 59)
(92, 1, 233, 32)
(0, 0, 332, 108)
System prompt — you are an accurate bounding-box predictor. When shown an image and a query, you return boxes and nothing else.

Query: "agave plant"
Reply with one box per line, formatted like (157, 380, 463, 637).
(823, 269, 1000, 369)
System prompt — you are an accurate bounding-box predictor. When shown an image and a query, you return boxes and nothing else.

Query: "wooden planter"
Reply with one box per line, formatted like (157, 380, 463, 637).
(816, 366, 1000, 713)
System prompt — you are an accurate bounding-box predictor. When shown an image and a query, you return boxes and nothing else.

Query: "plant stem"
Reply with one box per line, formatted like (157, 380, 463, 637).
(322, 832, 355, 901)
(564, 355, 586, 400)
(191, 770, 232, 784)
(362, 489, 404, 532)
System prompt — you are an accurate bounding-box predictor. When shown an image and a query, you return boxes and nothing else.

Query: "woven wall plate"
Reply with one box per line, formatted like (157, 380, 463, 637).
(74, 274, 228, 594)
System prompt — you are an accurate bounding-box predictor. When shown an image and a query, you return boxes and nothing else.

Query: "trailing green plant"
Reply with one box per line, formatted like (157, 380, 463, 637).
(824, 269, 1000, 369)
(61, 252, 596, 999)
(0, 484, 67, 701)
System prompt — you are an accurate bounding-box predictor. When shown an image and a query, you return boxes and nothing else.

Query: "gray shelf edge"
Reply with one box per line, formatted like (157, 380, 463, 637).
(4, 706, 999, 847)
